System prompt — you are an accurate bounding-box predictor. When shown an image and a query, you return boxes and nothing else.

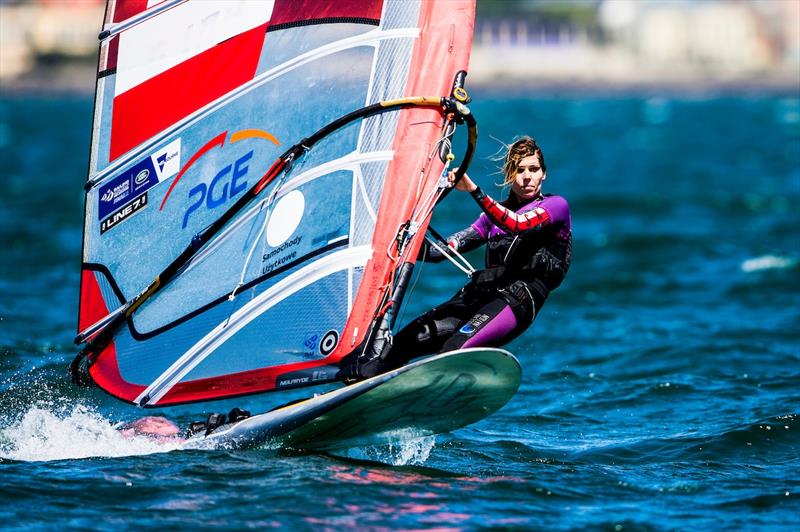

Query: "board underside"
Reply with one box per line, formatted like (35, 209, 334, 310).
(183, 348, 521, 451)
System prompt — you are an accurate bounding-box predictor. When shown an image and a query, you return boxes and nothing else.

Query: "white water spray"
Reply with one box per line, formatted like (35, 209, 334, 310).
(0, 405, 182, 462)
(338, 430, 437, 466)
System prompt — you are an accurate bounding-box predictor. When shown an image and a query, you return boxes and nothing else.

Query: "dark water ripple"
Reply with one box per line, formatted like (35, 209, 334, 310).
(1, 95, 799, 529)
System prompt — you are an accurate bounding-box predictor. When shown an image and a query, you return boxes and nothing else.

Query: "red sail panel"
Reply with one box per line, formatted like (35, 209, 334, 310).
(78, 269, 111, 334)
(111, 0, 150, 23)
(109, 23, 267, 161)
(89, 343, 147, 400)
(104, 35, 120, 72)
(269, 0, 383, 26)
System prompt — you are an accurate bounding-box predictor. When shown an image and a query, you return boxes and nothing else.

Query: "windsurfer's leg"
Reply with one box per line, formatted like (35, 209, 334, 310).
(357, 290, 477, 378)
(439, 280, 544, 351)
(439, 298, 520, 351)
(387, 311, 463, 366)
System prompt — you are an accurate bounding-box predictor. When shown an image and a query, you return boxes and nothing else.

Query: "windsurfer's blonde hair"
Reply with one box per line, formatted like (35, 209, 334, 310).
(500, 136, 546, 187)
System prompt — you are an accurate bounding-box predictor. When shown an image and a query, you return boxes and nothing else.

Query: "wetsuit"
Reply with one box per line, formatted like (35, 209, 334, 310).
(359, 186, 572, 378)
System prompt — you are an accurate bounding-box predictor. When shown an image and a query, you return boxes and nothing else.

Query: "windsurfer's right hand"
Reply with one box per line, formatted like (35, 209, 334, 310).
(448, 168, 477, 193)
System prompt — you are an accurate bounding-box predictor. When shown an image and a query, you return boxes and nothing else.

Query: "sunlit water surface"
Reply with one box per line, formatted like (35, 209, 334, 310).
(0, 93, 798, 529)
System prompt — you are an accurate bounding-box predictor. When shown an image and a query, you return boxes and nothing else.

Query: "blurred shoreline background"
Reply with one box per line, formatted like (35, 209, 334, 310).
(1, 0, 799, 95)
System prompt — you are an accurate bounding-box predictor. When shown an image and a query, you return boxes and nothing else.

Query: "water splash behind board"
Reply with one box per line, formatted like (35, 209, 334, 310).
(0, 405, 183, 462)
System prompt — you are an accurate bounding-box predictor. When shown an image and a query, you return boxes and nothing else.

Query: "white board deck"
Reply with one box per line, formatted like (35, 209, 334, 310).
(182, 347, 521, 451)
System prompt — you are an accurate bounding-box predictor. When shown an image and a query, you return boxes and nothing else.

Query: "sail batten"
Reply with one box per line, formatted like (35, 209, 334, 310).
(77, 0, 475, 406)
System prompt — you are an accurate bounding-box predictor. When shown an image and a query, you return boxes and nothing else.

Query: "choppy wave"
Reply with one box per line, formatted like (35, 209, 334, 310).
(561, 413, 799, 465)
(0, 405, 183, 462)
(335, 433, 437, 466)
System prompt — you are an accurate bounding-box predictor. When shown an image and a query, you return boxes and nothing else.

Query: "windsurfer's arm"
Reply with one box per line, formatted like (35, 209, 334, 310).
(448, 169, 552, 234)
(422, 226, 483, 263)
(469, 187, 551, 234)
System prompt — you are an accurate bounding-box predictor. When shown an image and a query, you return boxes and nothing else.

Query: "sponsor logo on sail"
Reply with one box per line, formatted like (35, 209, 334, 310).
(134, 169, 150, 186)
(153, 138, 181, 181)
(100, 193, 148, 234)
(311, 370, 330, 382)
(99, 180, 131, 205)
(97, 139, 182, 223)
(157, 129, 280, 230)
(319, 330, 339, 356)
(277, 376, 310, 387)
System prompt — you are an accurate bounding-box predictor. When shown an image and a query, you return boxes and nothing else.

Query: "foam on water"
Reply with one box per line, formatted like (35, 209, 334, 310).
(0, 404, 183, 462)
(741, 254, 797, 273)
(337, 430, 437, 466)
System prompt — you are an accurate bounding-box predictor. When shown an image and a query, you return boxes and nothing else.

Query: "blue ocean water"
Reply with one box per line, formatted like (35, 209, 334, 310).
(1, 92, 799, 529)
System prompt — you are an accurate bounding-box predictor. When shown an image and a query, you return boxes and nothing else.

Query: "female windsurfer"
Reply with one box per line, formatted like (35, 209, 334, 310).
(144, 137, 568, 433)
(359, 136, 571, 378)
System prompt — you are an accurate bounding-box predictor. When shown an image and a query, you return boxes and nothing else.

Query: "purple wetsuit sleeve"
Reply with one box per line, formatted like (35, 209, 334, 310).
(538, 195, 571, 235)
(471, 213, 491, 239)
(470, 187, 551, 234)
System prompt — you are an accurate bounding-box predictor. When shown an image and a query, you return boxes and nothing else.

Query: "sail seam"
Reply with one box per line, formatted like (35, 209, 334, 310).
(267, 17, 379, 33)
(354, 165, 379, 224)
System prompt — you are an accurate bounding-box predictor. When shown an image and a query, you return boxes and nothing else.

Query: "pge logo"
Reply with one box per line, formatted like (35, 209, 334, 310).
(159, 129, 279, 229)
(181, 150, 252, 229)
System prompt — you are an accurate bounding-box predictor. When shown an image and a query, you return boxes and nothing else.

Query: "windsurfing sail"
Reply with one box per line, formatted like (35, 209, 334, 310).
(75, 0, 476, 407)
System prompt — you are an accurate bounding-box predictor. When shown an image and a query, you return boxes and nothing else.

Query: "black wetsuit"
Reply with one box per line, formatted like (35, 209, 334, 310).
(360, 187, 572, 377)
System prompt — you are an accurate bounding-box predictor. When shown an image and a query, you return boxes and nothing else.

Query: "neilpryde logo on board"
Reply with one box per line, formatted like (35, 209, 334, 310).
(158, 129, 280, 229)
(97, 139, 182, 233)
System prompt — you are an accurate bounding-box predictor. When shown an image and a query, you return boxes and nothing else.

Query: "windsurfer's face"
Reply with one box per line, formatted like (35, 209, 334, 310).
(511, 155, 545, 200)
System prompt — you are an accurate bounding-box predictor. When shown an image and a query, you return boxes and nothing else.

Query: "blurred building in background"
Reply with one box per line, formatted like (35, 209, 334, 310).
(471, 0, 800, 88)
(1, 0, 103, 90)
(1, 0, 798, 92)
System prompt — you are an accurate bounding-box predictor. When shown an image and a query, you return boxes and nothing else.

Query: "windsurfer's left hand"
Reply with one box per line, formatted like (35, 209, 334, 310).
(448, 168, 477, 193)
